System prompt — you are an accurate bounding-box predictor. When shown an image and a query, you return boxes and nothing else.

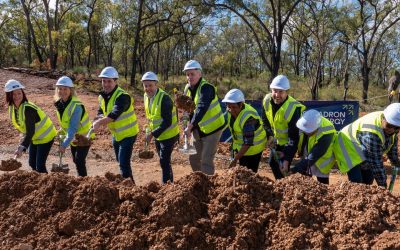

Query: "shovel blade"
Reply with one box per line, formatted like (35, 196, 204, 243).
(51, 163, 69, 174)
(179, 147, 197, 155)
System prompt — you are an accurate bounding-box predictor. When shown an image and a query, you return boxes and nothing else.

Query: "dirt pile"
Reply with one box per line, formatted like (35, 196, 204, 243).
(0, 168, 399, 249)
(0, 158, 22, 171)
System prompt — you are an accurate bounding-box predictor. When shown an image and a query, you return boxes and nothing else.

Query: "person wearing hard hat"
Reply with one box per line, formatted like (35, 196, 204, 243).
(387, 70, 400, 104)
(291, 109, 336, 184)
(262, 75, 305, 179)
(93, 66, 139, 182)
(181, 60, 226, 175)
(222, 89, 266, 172)
(4, 79, 57, 173)
(53, 76, 94, 176)
(334, 103, 400, 188)
(142, 71, 179, 183)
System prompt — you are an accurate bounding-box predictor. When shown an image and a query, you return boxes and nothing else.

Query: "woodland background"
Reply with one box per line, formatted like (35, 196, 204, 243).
(0, 0, 399, 107)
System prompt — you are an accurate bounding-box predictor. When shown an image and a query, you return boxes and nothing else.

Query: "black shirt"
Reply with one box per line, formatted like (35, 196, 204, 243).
(97, 85, 131, 120)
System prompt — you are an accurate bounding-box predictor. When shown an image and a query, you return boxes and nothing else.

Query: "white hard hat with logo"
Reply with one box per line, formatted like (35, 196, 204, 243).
(141, 72, 158, 82)
(98, 66, 119, 78)
(384, 103, 400, 127)
(4, 79, 25, 92)
(222, 89, 245, 103)
(296, 109, 322, 133)
(270, 75, 290, 90)
(56, 76, 74, 87)
(183, 60, 202, 72)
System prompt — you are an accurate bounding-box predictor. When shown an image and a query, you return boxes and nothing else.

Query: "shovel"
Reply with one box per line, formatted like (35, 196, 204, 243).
(179, 132, 197, 155)
(51, 151, 69, 173)
(51, 134, 69, 173)
(389, 166, 399, 192)
(179, 116, 197, 155)
(138, 126, 154, 159)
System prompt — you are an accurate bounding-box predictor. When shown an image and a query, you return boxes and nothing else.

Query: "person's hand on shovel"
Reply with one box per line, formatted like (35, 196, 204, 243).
(14, 145, 25, 159)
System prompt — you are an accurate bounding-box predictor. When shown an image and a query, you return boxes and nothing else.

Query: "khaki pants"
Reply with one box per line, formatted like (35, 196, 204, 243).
(189, 129, 223, 175)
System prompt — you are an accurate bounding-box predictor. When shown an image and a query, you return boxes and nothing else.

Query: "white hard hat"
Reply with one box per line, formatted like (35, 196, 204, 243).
(270, 75, 290, 90)
(4, 79, 25, 92)
(384, 103, 400, 127)
(141, 72, 158, 82)
(56, 76, 74, 87)
(183, 60, 202, 72)
(296, 109, 322, 133)
(98, 66, 119, 78)
(222, 89, 245, 103)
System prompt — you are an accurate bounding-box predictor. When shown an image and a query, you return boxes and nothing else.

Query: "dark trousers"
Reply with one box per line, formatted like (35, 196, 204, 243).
(269, 145, 290, 179)
(28, 139, 54, 173)
(112, 135, 136, 178)
(71, 145, 90, 177)
(239, 152, 262, 173)
(155, 135, 178, 183)
(347, 163, 374, 185)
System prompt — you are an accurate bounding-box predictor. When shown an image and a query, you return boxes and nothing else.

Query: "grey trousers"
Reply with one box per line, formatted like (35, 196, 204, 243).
(189, 129, 223, 175)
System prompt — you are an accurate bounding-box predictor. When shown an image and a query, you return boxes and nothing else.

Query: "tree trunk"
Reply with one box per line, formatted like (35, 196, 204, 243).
(21, 0, 44, 63)
(43, 0, 56, 69)
(130, 0, 144, 86)
(26, 26, 32, 65)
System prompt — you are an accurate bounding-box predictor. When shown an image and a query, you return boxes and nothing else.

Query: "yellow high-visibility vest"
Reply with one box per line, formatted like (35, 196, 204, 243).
(144, 88, 179, 141)
(298, 117, 336, 174)
(263, 94, 305, 145)
(9, 101, 56, 144)
(228, 103, 266, 156)
(185, 79, 225, 134)
(99, 86, 139, 141)
(334, 112, 394, 173)
(56, 96, 94, 146)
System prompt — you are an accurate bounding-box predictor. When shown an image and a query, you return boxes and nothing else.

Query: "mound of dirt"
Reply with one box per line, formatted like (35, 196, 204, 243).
(0, 168, 399, 249)
(0, 158, 22, 171)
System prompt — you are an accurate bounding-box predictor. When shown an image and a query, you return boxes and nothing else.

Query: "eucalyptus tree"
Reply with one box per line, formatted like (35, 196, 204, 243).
(337, 0, 400, 103)
(203, 0, 303, 80)
(42, 0, 82, 69)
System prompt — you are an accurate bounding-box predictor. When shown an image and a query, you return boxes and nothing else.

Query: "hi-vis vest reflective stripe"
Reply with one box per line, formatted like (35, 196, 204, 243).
(99, 86, 139, 141)
(298, 117, 336, 174)
(263, 93, 305, 146)
(9, 101, 56, 145)
(184, 79, 225, 134)
(56, 96, 93, 146)
(335, 112, 395, 173)
(144, 88, 179, 141)
(229, 103, 266, 156)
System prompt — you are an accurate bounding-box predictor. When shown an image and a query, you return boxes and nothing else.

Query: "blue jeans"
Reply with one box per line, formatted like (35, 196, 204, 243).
(347, 163, 374, 185)
(155, 135, 178, 183)
(28, 139, 54, 173)
(112, 135, 136, 178)
(71, 145, 90, 177)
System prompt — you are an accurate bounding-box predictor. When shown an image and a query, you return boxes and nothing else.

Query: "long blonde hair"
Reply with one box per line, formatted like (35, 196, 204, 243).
(53, 86, 76, 101)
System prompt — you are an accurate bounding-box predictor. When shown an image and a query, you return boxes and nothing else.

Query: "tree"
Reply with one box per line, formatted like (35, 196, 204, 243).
(338, 0, 400, 103)
(203, 0, 302, 80)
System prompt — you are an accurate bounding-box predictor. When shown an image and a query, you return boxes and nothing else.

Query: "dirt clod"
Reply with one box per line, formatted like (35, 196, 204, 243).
(0, 158, 22, 171)
(138, 150, 154, 159)
(175, 92, 195, 112)
(72, 134, 92, 147)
